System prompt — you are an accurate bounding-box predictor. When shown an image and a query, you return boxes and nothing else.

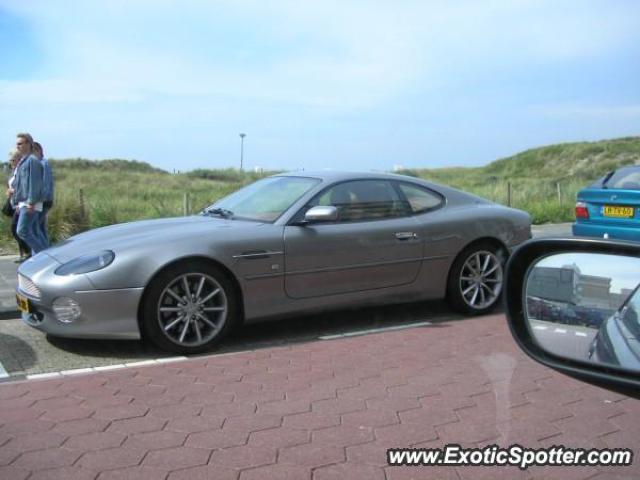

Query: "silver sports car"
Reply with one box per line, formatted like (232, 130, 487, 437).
(17, 171, 531, 353)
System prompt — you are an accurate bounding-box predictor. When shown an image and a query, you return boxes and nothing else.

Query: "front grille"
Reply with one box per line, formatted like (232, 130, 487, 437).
(18, 274, 41, 299)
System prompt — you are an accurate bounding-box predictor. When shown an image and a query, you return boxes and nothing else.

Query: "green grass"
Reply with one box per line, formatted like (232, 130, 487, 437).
(1, 136, 639, 253)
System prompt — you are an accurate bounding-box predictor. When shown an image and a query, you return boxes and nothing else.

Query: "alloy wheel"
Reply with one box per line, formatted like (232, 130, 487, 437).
(157, 272, 228, 347)
(458, 250, 503, 310)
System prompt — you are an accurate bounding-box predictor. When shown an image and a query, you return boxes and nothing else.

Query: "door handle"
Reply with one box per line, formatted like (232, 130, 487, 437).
(395, 232, 418, 240)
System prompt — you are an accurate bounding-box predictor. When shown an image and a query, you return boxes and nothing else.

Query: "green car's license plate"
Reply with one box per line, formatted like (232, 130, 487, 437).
(603, 205, 634, 218)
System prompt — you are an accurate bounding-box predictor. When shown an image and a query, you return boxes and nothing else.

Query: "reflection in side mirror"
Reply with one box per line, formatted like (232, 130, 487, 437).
(304, 205, 338, 223)
(505, 238, 640, 397)
(525, 252, 640, 372)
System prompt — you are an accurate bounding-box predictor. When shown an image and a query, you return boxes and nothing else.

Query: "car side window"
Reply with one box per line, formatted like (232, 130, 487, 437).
(313, 180, 407, 222)
(397, 182, 443, 213)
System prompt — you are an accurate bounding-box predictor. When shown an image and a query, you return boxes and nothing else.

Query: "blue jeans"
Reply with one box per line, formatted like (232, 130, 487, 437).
(17, 207, 48, 254)
(11, 211, 30, 256)
(37, 204, 51, 247)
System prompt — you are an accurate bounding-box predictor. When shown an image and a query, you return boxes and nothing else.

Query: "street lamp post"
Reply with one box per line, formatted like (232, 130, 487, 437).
(239, 133, 246, 170)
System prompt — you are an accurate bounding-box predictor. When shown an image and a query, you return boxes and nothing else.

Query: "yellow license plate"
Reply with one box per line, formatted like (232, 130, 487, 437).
(16, 293, 30, 314)
(603, 205, 634, 218)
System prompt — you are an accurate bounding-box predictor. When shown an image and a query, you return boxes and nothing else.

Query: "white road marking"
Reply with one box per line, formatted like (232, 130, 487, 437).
(157, 356, 188, 363)
(61, 368, 94, 376)
(21, 356, 190, 381)
(94, 364, 126, 371)
(319, 321, 433, 340)
(125, 360, 157, 367)
(533, 321, 593, 339)
(27, 372, 61, 380)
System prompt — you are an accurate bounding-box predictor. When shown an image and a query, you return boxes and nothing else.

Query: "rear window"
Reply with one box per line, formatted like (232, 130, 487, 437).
(397, 182, 444, 213)
(593, 166, 640, 190)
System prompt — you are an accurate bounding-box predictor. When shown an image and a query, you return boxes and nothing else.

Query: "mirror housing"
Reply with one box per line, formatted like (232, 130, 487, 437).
(303, 205, 339, 224)
(505, 237, 640, 398)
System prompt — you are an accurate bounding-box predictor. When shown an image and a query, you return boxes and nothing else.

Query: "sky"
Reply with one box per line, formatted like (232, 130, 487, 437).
(1, 0, 639, 173)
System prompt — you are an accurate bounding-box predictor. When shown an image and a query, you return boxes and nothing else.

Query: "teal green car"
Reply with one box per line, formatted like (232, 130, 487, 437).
(573, 166, 640, 241)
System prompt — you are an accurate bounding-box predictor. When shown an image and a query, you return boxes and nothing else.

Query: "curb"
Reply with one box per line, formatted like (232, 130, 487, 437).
(0, 307, 20, 320)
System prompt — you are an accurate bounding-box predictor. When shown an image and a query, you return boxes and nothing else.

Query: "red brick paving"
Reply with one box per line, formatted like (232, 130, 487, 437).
(29, 466, 99, 480)
(0, 465, 30, 480)
(1, 314, 639, 479)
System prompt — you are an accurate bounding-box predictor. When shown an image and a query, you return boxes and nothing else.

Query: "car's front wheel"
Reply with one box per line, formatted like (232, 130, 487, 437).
(141, 262, 239, 354)
(447, 242, 505, 315)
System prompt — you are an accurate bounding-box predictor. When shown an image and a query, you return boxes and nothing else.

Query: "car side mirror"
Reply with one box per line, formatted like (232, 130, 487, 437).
(505, 238, 640, 398)
(303, 205, 339, 223)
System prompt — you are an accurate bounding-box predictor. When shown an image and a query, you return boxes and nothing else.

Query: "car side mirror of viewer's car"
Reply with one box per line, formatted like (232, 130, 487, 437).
(505, 238, 640, 399)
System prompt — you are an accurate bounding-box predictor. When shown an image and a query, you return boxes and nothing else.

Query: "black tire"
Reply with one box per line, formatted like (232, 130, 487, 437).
(141, 261, 239, 354)
(446, 242, 506, 316)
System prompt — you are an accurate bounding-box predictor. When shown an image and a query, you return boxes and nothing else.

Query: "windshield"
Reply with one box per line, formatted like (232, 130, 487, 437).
(206, 176, 321, 222)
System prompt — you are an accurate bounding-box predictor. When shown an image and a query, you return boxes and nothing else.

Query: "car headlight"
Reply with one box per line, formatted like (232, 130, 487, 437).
(52, 297, 82, 323)
(54, 250, 115, 276)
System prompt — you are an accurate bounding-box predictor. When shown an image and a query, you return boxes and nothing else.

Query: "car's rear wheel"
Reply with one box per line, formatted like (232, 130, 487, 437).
(447, 242, 505, 315)
(142, 262, 239, 354)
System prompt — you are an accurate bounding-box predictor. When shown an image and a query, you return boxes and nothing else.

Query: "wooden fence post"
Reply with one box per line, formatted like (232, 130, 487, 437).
(556, 182, 562, 207)
(507, 182, 512, 207)
(183, 192, 190, 216)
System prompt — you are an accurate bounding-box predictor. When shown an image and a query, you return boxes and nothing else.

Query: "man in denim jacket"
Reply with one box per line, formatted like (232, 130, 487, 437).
(12, 133, 47, 254)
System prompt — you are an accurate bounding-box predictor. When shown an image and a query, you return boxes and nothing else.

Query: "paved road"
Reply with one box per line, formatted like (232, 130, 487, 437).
(531, 222, 572, 238)
(529, 319, 597, 363)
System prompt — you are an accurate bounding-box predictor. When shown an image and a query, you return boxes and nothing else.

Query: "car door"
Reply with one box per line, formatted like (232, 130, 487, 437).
(283, 179, 423, 299)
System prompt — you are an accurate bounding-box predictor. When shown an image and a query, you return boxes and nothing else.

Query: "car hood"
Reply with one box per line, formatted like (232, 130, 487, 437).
(43, 215, 264, 263)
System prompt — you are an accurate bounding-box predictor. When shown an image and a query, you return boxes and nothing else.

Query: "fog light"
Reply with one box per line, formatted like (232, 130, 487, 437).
(52, 297, 82, 323)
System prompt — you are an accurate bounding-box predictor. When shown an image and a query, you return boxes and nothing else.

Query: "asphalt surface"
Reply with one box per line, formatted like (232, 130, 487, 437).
(529, 319, 598, 364)
(0, 255, 20, 318)
(530, 222, 573, 238)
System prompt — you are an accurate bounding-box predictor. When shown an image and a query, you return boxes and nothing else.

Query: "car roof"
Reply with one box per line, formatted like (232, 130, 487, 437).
(273, 169, 494, 204)
(274, 170, 420, 182)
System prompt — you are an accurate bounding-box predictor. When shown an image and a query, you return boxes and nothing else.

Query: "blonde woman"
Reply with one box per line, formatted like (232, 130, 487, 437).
(7, 150, 30, 260)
